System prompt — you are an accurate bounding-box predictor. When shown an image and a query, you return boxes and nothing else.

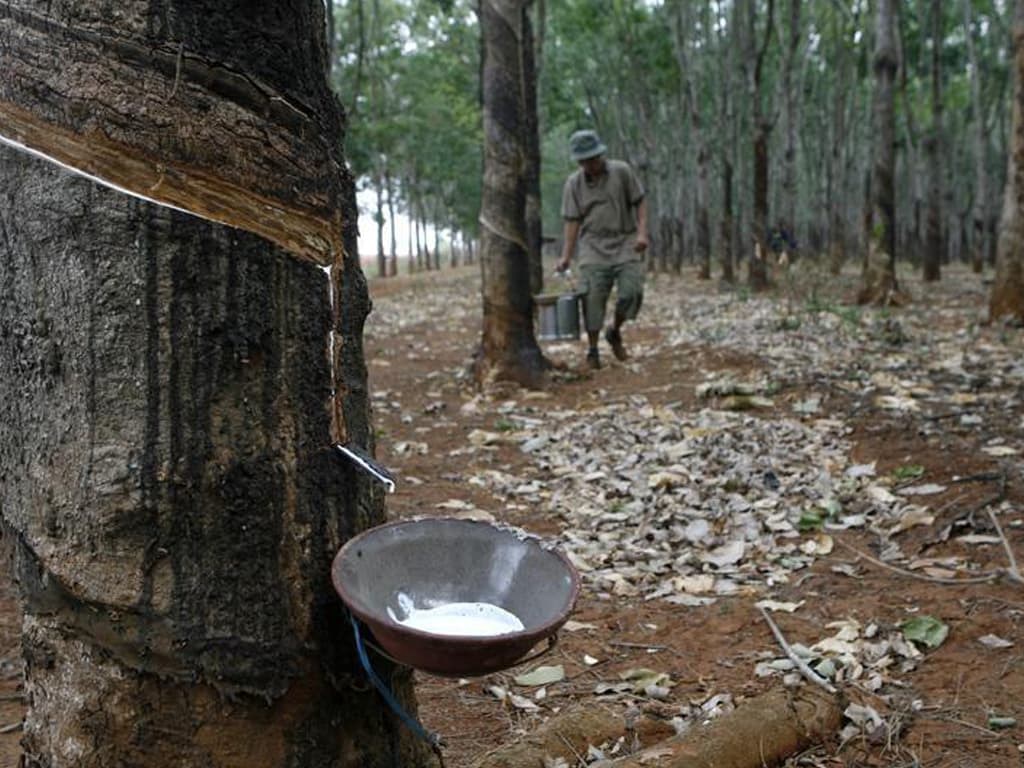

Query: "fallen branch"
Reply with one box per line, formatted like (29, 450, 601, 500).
(758, 606, 837, 694)
(951, 472, 1003, 484)
(835, 538, 1000, 585)
(923, 714, 1002, 739)
(556, 731, 587, 767)
(608, 641, 667, 651)
(0, 721, 22, 734)
(948, 490, 1006, 527)
(594, 686, 844, 768)
(987, 508, 1024, 586)
(472, 703, 675, 768)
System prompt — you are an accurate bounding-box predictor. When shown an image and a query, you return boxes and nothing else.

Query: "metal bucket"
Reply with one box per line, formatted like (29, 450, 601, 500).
(332, 518, 580, 677)
(535, 293, 581, 341)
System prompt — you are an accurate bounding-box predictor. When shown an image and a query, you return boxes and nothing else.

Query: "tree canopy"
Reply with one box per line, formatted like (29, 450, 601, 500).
(330, 0, 1012, 283)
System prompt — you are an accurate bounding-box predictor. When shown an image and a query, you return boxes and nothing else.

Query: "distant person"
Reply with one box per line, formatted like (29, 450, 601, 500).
(768, 224, 798, 261)
(556, 129, 648, 369)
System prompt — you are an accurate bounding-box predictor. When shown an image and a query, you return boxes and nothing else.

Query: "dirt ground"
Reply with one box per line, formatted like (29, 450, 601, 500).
(0, 263, 1022, 767)
(365, 264, 1024, 768)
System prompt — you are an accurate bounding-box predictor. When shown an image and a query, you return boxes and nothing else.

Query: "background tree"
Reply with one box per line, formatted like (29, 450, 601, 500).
(476, 0, 548, 387)
(859, 0, 902, 304)
(923, 0, 945, 282)
(0, 1, 425, 764)
(992, 0, 1024, 321)
(323, 0, 1013, 304)
(671, 0, 712, 281)
(779, 0, 804, 254)
(746, 0, 778, 291)
(965, 0, 991, 274)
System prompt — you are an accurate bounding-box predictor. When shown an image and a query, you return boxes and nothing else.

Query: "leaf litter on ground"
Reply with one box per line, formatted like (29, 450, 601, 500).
(364, 268, 1024, 758)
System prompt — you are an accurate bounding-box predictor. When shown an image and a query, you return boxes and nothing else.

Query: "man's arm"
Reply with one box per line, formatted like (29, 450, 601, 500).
(634, 197, 649, 252)
(557, 219, 581, 272)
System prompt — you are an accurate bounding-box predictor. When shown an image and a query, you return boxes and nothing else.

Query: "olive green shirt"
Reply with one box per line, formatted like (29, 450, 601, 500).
(561, 159, 645, 266)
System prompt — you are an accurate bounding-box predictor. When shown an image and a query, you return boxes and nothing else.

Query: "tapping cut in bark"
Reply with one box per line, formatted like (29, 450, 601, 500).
(0, 2, 348, 265)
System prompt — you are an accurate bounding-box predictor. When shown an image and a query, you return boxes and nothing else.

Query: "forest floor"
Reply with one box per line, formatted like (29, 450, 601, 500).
(0, 261, 1022, 767)
(364, 262, 1024, 768)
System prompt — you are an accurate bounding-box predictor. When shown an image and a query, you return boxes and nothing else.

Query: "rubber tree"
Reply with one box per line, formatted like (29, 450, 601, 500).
(923, 0, 945, 283)
(0, 1, 426, 765)
(779, 0, 803, 251)
(745, 0, 776, 291)
(859, 0, 902, 305)
(671, 0, 712, 281)
(476, 0, 548, 388)
(964, 0, 990, 275)
(991, 0, 1024, 322)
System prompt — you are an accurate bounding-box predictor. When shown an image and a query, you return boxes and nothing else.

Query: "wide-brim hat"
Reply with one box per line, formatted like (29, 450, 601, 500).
(569, 129, 607, 162)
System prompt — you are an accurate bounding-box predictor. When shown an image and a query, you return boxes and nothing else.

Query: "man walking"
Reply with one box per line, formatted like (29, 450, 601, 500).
(556, 129, 648, 369)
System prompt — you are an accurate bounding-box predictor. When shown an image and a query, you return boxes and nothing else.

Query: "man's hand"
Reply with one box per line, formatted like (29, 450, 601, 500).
(555, 255, 571, 273)
(634, 234, 649, 253)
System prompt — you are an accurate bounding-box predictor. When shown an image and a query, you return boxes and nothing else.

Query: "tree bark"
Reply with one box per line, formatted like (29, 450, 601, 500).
(386, 167, 398, 275)
(965, 0, 990, 275)
(673, 1, 712, 281)
(376, 171, 388, 278)
(828, 11, 852, 276)
(923, 0, 944, 282)
(721, 158, 736, 284)
(476, 0, 547, 388)
(859, 0, 902, 305)
(0, 1, 427, 765)
(747, 0, 776, 292)
(326, 0, 336, 77)
(523, 2, 544, 297)
(0, 1, 346, 265)
(719, 0, 738, 285)
(0, 146, 425, 768)
(991, 0, 1024, 322)
(780, 0, 803, 250)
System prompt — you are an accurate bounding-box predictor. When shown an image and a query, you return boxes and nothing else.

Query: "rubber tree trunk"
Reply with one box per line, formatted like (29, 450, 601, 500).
(386, 168, 398, 276)
(923, 0, 944, 283)
(746, 0, 775, 292)
(721, 159, 735, 283)
(779, 0, 803, 251)
(0, 1, 426, 764)
(1, 149, 426, 768)
(859, 0, 901, 305)
(0, 3, 346, 266)
(991, 0, 1024, 322)
(376, 171, 388, 278)
(672, 0, 712, 281)
(828, 10, 852, 276)
(476, 0, 547, 388)
(523, 2, 544, 297)
(719, 0, 738, 285)
(965, 0, 990, 275)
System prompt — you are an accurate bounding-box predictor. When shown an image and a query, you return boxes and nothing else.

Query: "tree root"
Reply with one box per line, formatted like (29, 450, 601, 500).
(471, 703, 675, 768)
(474, 686, 843, 768)
(596, 686, 844, 768)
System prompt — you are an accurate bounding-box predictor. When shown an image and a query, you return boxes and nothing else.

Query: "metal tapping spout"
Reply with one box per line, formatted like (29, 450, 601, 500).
(334, 443, 396, 493)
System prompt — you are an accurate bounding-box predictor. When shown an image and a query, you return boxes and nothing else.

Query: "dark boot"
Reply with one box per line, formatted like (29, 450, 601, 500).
(604, 327, 628, 361)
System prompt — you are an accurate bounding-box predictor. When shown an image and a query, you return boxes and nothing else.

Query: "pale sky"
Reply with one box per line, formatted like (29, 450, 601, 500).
(355, 187, 446, 261)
